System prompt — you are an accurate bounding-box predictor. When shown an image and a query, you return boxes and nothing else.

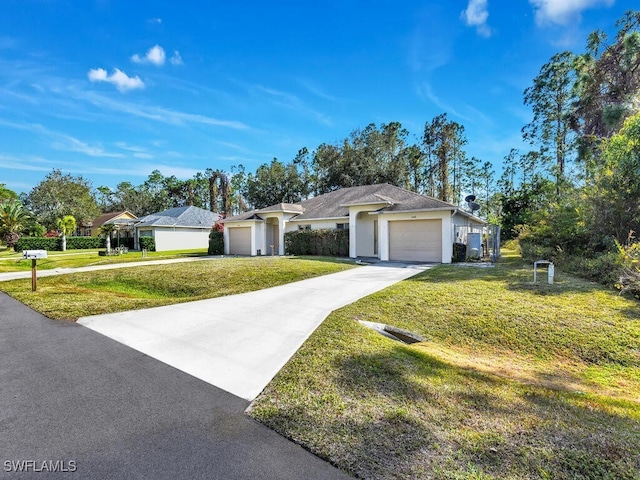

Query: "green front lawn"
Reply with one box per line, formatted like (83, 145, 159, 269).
(250, 253, 640, 479)
(0, 256, 355, 320)
(0, 248, 209, 272)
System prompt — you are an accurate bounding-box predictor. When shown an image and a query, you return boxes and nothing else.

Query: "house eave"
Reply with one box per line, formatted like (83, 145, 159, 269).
(257, 208, 304, 215)
(339, 201, 391, 207)
(287, 215, 349, 222)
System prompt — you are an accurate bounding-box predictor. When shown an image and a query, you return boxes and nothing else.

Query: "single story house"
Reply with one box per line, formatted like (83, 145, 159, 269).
(86, 210, 138, 239)
(222, 184, 485, 263)
(134, 206, 221, 252)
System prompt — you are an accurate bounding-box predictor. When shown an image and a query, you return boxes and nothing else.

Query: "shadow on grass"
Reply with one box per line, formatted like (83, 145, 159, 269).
(287, 255, 355, 265)
(321, 344, 640, 479)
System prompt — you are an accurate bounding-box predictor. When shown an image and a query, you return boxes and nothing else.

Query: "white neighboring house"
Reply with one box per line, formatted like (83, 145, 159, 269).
(135, 206, 221, 252)
(222, 184, 486, 263)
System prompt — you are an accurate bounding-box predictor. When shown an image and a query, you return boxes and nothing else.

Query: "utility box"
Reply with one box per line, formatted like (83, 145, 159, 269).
(533, 260, 554, 285)
(23, 250, 48, 259)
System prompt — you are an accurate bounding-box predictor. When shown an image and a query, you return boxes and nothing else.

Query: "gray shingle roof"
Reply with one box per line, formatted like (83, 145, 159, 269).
(136, 206, 221, 228)
(223, 184, 460, 223)
(292, 184, 455, 220)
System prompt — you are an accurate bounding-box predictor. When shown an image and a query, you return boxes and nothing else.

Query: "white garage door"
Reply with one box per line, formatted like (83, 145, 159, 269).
(389, 219, 442, 262)
(229, 227, 251, 255)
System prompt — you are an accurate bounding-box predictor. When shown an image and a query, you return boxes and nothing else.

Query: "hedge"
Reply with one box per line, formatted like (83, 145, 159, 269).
(208, 230, 224, 255)
(14, 236, 106, 251)
(284, 229, 349, 256)
(14, 237, 61, 251)
(139, 237, 156, 252)
(15, 236, 106, 251)
(65, 237, 106, 249)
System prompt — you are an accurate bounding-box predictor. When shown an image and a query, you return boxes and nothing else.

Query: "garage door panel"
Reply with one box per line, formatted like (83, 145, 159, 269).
(389, 219, 441, 262)
(229, 227, 251, 255)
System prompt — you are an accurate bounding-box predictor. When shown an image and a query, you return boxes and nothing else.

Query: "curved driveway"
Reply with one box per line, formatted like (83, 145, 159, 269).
(79, 263, 430, 400)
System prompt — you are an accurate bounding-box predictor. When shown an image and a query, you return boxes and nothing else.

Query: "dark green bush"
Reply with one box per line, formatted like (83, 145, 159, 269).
(139, 237, 156, 252)
(15, 236, 108, 251)
(65, 236, 106, 250)
(208, 230, 224, 255)
(284, 229, 349, 256)
(14, 237, 61, 251)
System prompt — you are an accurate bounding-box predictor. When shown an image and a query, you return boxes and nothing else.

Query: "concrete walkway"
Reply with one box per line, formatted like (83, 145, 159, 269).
(79, 263, 430, 400)
(0, 255, 222, 282)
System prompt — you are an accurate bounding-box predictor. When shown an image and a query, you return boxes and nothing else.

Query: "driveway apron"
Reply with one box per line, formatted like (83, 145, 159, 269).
(0, 292, 352, 480)
(79, 263, 429, 400)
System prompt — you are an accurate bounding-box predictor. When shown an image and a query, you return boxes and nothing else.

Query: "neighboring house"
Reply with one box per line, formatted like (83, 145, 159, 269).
(88, 211, 138, 239)
(135, 206, 221, 252)
(222, 184, 486, 263)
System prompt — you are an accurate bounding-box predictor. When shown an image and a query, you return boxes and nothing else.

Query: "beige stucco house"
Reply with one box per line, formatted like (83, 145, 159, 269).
(87, 211, 138, 239)
(222, 184, 485, 263)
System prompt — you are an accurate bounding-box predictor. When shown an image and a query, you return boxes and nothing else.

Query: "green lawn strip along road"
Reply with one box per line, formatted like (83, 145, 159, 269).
(0, 256, 355, 321)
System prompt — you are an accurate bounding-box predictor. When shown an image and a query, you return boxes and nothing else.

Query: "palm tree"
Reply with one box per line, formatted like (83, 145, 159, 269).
(56, 215, 76, 252)
(0, 200, 29, 249)
(99, 223, 117, 253)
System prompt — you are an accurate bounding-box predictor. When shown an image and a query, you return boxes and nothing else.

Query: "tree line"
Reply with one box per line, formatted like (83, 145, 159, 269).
(2, 9, 640, 292)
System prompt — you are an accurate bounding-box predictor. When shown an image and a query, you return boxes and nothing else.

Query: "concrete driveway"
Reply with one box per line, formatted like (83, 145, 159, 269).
(79, 263, 429, 400)
(0, 292, 351, 480)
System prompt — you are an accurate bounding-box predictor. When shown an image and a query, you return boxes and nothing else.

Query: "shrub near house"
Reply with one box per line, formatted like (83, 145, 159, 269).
(208, 222, 224, 255)
(285, 229, 349, 256)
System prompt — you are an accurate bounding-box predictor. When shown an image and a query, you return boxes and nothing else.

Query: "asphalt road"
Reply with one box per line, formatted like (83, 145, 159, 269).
(0, 292, 351, 480)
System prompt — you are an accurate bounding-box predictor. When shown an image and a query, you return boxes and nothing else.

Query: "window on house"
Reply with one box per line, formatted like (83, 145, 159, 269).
(336, 223, 349, 230)
(298, 224, 311, 231)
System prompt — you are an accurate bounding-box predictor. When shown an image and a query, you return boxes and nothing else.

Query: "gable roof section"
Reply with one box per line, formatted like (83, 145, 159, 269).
(223, 203, 304, 223)
(136, 206, 221, 228)
(91, 211, 137, 228)
(292, 184, 454, 220)
(222, 184, 482, 223)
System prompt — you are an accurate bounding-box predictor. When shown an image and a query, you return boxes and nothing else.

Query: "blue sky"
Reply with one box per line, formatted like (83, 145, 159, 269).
(1, 0, 637, 195)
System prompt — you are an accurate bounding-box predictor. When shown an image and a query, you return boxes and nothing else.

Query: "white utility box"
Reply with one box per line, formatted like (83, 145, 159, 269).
(23, 250, 48, 259)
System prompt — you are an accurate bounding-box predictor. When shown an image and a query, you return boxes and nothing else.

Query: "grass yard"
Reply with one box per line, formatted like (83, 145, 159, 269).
(249, 253, 640, 479)
(0, 256, 355, 320)
(0, 248, 210, 272)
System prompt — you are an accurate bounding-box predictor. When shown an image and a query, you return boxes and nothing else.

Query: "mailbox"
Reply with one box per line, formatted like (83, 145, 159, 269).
(23, 250, 48, 260)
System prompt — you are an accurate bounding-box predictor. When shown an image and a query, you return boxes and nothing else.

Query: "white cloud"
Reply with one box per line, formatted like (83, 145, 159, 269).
(87, 68, 145, 92)
(462, 0, 491, 37)
(416, 82, 471, 122)
(251, 84, 332, 126)
(529, 0, 614, 26)
(131, 45, 166, 66)
(170, 50, 183, 65)
(75, 90, 249, 130)
(53, 135, 124, 158)
(148, 18, 162, 24)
